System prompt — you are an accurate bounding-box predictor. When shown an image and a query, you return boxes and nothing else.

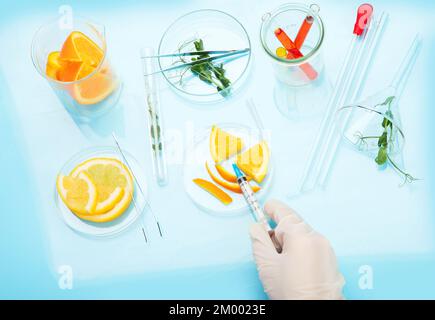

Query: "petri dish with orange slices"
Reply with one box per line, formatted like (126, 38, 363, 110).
(184, 123, 273, 216)
(31, 17, 122, 121)
(55, 147, 148, 238)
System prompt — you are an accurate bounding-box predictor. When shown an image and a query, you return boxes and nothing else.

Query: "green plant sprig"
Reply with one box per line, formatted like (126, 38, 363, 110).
(176, 39, 232, 97)
(147, 97, 162, 153)
(355, 95, 418, 185)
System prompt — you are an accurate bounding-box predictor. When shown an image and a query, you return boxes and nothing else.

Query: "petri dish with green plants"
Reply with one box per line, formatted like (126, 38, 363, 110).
(158, 9, 252, 103)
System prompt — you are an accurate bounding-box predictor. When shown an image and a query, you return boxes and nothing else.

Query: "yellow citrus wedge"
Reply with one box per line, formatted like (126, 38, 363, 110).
(70, 158, 133, 222)
(56, 172, 98, 215)
(236, 141, 270, 184)
(93, 186, 124, 214)
(193, 178, 233, 205)
(209, 125, 244, 163)
(205, 162, 260, 194)
(73, 191, 132, 223)
(46, 51, 63, 80)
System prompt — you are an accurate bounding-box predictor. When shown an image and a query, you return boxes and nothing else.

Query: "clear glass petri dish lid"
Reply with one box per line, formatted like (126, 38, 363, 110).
(54, 146, 148, 238)
(158, 9, 252, 103)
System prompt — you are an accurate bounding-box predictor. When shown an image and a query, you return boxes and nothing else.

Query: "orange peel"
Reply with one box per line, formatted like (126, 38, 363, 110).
(205, 162, 260, 194)
(193, 178, 232, 205)
(215, 164, 252, 183)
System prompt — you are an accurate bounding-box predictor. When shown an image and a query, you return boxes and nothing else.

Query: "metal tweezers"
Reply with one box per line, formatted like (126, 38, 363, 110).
(141, 48, 250, 76)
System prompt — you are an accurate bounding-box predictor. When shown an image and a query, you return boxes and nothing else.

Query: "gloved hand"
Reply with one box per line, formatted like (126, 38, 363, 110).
(250, 199, 345, 300)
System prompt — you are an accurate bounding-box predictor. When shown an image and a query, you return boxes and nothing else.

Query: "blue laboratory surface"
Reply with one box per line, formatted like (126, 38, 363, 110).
(1, 0, 435, 299)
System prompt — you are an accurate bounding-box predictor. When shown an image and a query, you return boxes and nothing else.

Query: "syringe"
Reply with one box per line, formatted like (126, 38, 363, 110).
(232, 164, 282, 253)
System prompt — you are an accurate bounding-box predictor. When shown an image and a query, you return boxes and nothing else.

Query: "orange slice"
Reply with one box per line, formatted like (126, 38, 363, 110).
(215, 164, 252, 183)
(205, 162, 260, 194)
(70, 157, 133, 223)
(56, 172, 98, 215)
(59, 31, 104, 68)
(72, 65, 116, 105)
(56, 60, 84, 82)
(193, 178, 232, 205)
(236, 141, 270, 184)
(210, 125, 244, 163)
(215, 164, 238, 183)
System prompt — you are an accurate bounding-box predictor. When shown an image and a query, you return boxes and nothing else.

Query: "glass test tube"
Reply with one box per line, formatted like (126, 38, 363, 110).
(295, 14, 314, 49)
(274, 27, 318, 80)
(141, 47, 168, 186)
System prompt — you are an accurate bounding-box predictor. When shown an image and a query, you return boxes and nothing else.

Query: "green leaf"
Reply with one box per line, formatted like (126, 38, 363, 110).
(378, 131, 388, 147)
(382, 96, 395, 107)
(194, 39, 204, 51)
(375, 146, 388, 165)
(187, 38, 232, 97)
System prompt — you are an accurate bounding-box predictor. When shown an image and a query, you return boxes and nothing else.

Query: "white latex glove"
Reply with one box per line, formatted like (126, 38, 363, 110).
(250, 199, 345, 300)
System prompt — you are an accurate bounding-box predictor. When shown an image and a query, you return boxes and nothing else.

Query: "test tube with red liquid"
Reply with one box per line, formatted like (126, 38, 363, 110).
(295, 15, 314, 49)
(274, 28, 318, 81)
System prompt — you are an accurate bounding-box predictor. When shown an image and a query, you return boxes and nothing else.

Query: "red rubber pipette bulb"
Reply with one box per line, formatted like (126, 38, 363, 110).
(354, 3, 373, 36)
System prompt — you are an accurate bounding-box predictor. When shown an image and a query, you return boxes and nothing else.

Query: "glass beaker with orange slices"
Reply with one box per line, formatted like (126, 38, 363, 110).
(31, 17, 121, 121)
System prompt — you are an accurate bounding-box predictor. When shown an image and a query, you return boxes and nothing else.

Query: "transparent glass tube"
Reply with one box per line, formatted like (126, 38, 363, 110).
(317, 12, 388, 186)
(141, 47, 168, 187)
(31, 17, 122, 122)
(295, 11, 387, 194)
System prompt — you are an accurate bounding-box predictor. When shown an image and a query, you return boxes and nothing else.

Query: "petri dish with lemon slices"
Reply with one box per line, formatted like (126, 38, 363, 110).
(184, 123, 273, 216)
(31, 17, 122, 121)
(55, 147, 148, 238)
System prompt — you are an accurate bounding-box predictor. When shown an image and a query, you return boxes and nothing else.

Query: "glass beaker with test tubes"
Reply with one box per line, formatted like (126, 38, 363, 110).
(260, 3, 329, 119)
(31, 17, 122, 122)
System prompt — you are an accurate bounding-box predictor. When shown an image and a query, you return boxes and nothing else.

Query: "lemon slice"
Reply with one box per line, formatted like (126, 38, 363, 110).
(210, 125, 244, 163)
(94, 186, 124, 214)
(236, 141, 270, 183)
(70, 158, 134, 223)
(56, 172, 98, 215)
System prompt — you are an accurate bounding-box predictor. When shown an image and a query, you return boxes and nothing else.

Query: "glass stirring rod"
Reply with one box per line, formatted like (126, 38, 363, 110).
(233, 164, 282, 253)
(112, 133, 163, 238)
(141, 47, 168, 187)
